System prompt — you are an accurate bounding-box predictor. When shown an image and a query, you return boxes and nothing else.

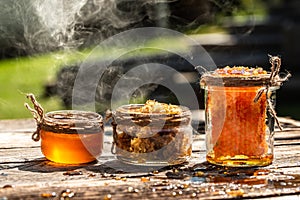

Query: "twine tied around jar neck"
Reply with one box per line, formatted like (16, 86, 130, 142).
(105, 109, 117, 154)
(254, 55, 291, 131)
(24, 93, 44, 141)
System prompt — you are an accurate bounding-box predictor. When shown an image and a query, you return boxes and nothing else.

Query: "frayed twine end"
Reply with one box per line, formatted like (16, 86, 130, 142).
(24, 93, 44, 141)
(254, 55, 291, 131)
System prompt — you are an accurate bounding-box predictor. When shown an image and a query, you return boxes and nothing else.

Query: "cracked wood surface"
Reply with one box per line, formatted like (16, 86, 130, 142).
(0, 117, 300, 199)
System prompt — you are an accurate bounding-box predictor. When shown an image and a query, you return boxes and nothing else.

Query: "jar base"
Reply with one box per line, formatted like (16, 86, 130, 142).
(116, 156, 188, 166)
(45, 157, 97, 164)
(206, 154, 273, 167)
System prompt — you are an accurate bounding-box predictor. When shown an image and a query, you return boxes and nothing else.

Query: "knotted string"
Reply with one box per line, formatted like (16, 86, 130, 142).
(254, 55, 291, 131)
(105, 109, 117, 154)
(24, 93, 44, 141)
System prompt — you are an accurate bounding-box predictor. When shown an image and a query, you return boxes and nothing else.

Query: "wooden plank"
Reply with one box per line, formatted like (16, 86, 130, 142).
(0, 118, 300, 199)
(1, 168, 300, 199)
(0, 119, 36, 131)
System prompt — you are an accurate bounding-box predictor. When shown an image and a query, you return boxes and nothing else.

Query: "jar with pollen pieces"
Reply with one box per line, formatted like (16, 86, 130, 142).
(111, 100, 193, 166)
(200, 60, 290, 167)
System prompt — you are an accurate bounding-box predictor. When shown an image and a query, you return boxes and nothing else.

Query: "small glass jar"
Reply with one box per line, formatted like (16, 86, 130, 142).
(112, 104, 192, 166)
(201, 68, 278, 167)
(40, 110, 104, 164)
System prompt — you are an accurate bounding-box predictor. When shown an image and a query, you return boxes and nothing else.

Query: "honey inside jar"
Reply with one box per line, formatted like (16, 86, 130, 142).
(113, 100, 192, 166)
(40, 110, 104, 164)
(201, 66, 278, 167)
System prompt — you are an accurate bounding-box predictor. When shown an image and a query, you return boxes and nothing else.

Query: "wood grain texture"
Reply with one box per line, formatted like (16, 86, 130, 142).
(0, 117, 300, 199)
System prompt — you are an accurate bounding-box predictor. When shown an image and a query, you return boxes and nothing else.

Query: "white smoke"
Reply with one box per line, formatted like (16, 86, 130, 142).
(32, 0, 88, 48)
(0, 0, 248, 56)
(0, 0, 176, 55)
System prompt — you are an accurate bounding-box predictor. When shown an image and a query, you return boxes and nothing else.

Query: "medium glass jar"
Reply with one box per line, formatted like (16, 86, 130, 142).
(40, 110, 104, 164)
(201, 67, 278, 167)
(112, 102, 192, 166)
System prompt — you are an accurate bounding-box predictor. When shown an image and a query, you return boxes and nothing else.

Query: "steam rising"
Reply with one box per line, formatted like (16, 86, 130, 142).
(0, 0, 248, 57)
(33, 0, 87, 48)
(0, 0, 178, 56)
(0, 0, 80, 55)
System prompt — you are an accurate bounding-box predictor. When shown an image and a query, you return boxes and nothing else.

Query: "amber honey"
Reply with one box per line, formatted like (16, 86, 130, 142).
(201, 66, 278, 167)
(40, 110, 104, 164)
(204, 86, 275, 167)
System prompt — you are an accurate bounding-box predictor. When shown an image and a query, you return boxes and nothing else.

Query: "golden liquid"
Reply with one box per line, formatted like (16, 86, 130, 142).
(206, 152, 273, 167)
(41, 130, 103, 164)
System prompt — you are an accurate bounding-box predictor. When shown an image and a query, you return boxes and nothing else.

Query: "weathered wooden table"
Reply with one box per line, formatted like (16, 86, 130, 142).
(1, 115, 300, 199)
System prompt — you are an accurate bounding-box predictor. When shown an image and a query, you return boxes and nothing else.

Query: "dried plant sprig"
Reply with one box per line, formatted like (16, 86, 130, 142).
(254, 55, 291, 131)
(24, 93, 44, 141)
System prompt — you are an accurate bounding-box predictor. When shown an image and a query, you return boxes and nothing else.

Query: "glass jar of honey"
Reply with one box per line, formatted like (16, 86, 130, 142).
(111, 100, 192, 166)
(40, 110, 104, 164)
(200, 66, 279, 167)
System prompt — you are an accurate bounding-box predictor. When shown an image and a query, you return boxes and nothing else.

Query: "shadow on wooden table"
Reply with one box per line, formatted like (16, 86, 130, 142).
(16, 158, 97, 173)
(16, 157, 186, 175)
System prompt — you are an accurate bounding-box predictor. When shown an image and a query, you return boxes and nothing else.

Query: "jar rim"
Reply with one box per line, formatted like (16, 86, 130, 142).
(41, 110, 103, 134)
(201, 85, 280, 91)
(115, 104, 191, 117)
(200, 72, 275, 87)
(44, 110, 102, 122)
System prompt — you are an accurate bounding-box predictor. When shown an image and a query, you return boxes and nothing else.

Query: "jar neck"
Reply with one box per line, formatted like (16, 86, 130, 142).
(41, 110, 103, 134)
(202, 85, 279, 92)
(114, 105, 192, 127)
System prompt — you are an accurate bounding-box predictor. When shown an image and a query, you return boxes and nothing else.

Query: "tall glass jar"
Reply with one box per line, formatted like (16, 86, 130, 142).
(112, 103, 192, 166)
(201, 67, 278, 167)
(40, 110, 104, 164)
